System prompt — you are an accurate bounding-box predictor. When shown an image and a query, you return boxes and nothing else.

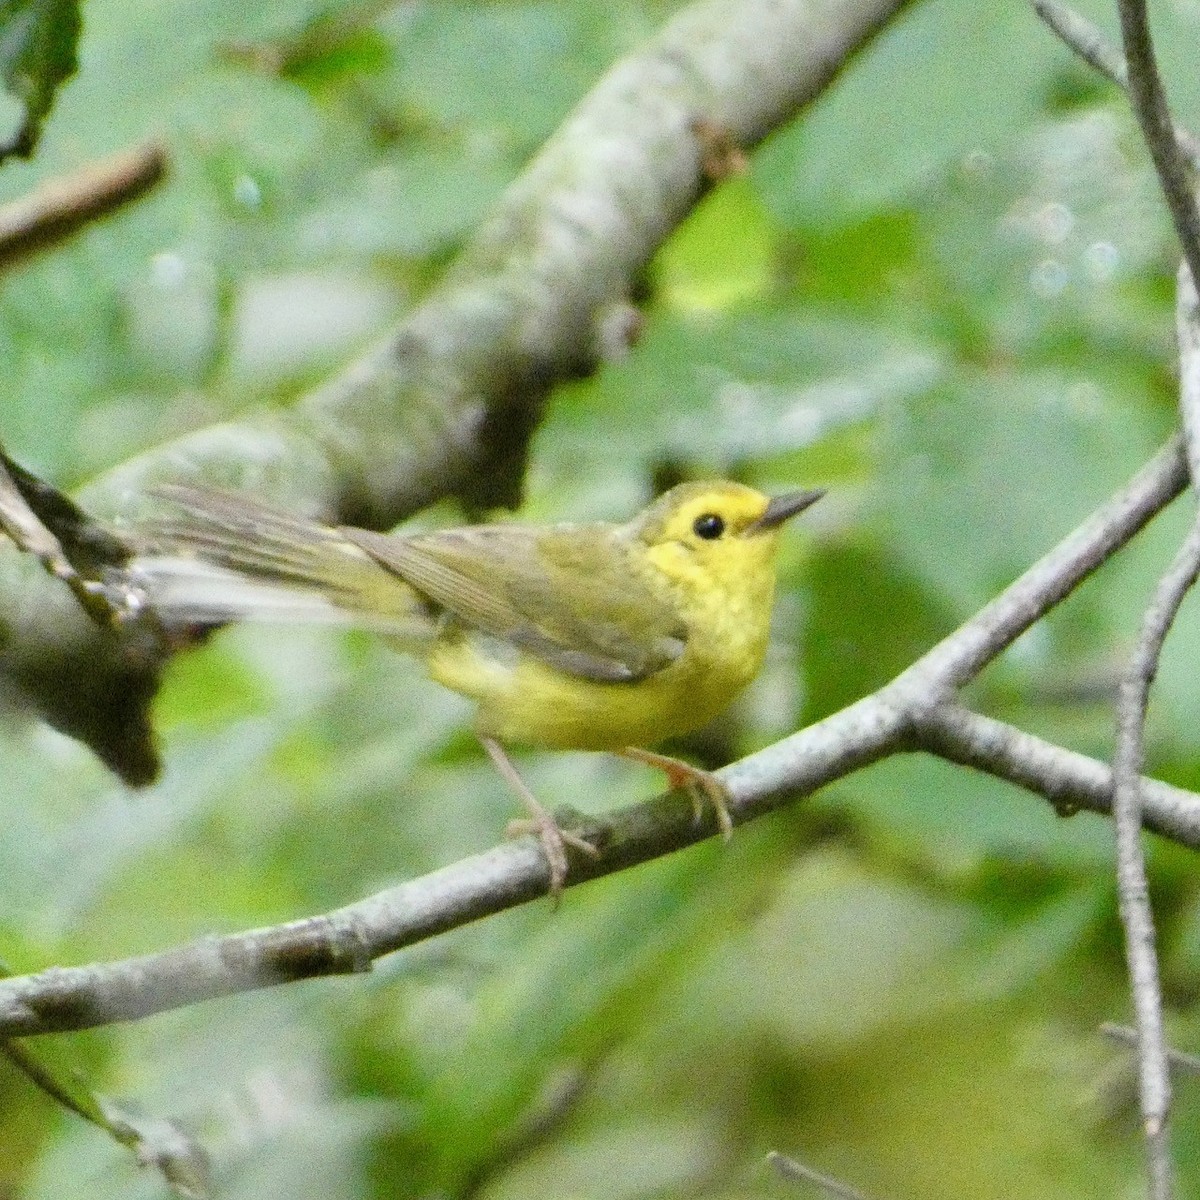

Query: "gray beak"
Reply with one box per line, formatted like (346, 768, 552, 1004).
(748, 488, 825, 533)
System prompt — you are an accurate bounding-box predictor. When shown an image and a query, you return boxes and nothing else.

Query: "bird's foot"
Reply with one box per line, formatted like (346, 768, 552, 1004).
(504, 814, 600, 898)
(618, 746, 734, 841)
(481, 736, 598, 901)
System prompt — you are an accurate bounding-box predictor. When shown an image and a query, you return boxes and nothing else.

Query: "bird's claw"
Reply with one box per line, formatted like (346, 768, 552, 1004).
(505, 816, 599, 901)
(619, 746, 735, 841)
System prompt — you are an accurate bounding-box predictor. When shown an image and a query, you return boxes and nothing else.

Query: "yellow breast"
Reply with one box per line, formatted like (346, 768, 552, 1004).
(426, 524, 779, 751)
(426, 632, 763, 750)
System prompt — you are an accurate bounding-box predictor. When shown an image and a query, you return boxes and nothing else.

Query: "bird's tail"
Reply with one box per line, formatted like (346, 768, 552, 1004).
(125, 486, 434, 640)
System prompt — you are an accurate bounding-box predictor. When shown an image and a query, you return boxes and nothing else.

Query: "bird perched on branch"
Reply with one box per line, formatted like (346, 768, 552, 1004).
(129, 480, 822, 896)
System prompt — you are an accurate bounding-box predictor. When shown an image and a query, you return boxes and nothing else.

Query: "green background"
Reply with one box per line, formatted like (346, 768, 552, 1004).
(3, 0, 1200, 1196)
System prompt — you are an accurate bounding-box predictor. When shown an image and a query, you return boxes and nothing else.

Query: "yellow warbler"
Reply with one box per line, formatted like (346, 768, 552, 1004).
(132, 480, 822, 894)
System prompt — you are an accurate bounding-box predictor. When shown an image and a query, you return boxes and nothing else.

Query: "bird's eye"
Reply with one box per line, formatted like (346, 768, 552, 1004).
(692, 513, 725, 540)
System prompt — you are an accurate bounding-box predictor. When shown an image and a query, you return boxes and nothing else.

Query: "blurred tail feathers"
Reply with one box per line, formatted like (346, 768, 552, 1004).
(128, 487, 434, 641)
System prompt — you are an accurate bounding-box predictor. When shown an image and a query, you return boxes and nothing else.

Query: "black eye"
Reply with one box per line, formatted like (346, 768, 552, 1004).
(693, 513, 725, 540)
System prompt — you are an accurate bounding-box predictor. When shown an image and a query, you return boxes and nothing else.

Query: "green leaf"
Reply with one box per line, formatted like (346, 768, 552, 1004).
(755, 0, 1063, 223)
(0, 0, 79, 160)
(653, 174, 779, 311)
(535, 308, 939, 514)
(740, 846, 1105, 1048)
(801, 534, 953, 722)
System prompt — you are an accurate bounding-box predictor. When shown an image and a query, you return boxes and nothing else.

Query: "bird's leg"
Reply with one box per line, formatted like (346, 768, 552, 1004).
(618, 747, 735, 841)
(479, 735, 598, 899)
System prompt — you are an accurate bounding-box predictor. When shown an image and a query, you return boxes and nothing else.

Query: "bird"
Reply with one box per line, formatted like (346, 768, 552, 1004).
(128, 479, 823, 895)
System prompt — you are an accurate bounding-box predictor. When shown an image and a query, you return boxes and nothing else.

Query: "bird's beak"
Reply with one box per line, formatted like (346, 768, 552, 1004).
(747, 488, 825, 533)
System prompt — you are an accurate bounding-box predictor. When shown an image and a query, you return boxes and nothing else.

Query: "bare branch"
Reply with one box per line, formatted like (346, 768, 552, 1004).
(1176, 264, 1200, 481)
(1033, 0, 1128, 86)
(0, 142, 166, 272)
(0, 1041, 211, 1196)
(3, 690, 1198, 1040)
(1116, 0, 1200, 291)
(1112, 518, 1200, 1200)
(913, 705, 1200, 846)
(0, 687, 911, 1038)
(1032, 1, 1200, 168)
(767, 1151, 877, 1200)
(1108, 46, 1200, 1173)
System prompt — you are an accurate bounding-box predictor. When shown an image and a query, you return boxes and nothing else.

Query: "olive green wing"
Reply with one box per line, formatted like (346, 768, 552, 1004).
(341, 524, 686, 683)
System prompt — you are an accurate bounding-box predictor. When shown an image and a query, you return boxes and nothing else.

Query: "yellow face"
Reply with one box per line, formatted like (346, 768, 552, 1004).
(629, 481, 794, 613)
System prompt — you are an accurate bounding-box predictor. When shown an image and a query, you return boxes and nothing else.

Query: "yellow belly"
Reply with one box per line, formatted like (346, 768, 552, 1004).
(426, 634, 763, 751)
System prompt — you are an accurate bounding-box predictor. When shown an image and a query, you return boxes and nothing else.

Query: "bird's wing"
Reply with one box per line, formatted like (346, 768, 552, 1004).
(341, 524, 686, 683)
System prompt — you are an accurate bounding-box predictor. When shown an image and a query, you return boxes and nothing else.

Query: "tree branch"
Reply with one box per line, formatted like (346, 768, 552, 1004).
(1032, 0, 1200, 167)
(1033, 0, 1129, 86)
(83, 0, 910, 530)
(913, 704, 1200, 846)
(1115, 0, 1200, 291)
(767, 1151, 876, 1200)
(1107, 169, 1200, 1200)
(1111, 516, 1200, 1200)
(0, 0, 912, 785)
(0, 142, 166, 273)
(0, 437, 1194, 1039)
(1177, 264, 1200, 478)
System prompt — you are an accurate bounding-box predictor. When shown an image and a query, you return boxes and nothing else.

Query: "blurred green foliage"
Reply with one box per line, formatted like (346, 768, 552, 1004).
(0, 0, 79, 159)
(3, 0, 1200, 1197)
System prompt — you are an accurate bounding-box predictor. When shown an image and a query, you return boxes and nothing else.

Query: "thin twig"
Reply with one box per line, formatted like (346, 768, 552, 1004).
(1116, 0, 1200, 292)
(1176, 263, 1200, 482)
(1102, 1022, 1200, 1078)
(912, 704, 1200, 845)
(1034, 0, 1128, 84)
(1032, 1, 1200, 167)
(1111, 508, 1198, 1200)
(1113, 516, 1200, 1200)
(0, 1038, 211, 1195)
(0, 142, 166, 273)
(0, 438, 1193, 1039)
(767, 1151, 877, 1200)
